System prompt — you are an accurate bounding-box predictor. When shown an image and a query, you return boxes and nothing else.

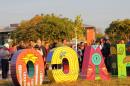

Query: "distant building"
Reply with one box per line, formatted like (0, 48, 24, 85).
(84, 25, 96, 45)
(0, 24, 18, 45)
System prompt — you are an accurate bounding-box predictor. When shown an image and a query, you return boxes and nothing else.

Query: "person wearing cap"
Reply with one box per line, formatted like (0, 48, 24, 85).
(0, 43, 10, 79)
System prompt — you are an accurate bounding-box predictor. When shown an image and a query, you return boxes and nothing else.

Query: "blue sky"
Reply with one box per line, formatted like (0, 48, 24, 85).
(0, 0, 130, 32)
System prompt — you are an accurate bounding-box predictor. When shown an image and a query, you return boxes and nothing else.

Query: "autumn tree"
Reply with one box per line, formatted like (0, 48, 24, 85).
(11, 14, 85, 43)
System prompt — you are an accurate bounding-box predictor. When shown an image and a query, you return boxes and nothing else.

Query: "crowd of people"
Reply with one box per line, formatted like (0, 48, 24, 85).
(0, 38, 127, 79)
(0, 38, 70, 79)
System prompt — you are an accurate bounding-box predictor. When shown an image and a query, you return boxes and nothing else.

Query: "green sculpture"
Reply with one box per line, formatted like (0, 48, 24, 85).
(117, 44, 127, 77)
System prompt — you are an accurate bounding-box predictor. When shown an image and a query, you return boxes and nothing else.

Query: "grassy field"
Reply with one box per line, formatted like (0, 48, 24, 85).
(1, 77, 130, 86)
(42, 78, 130, 86)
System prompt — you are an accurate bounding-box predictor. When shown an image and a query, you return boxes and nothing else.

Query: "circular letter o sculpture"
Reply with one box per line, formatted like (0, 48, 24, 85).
(11, 49, 44, 86)
(47, 46, 79, 82)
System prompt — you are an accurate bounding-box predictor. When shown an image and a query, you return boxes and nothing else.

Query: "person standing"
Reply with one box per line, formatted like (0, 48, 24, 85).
(9, 43, 17, 60)
(77, 42, 85, 71)
(101, 39, 111, 73)
(36, 39, 47, 58)
(77, 44, 83, 72)
(28, 40, 35, 49)
(0, 43, 10, 79)
(62, 39, 68, 46)
(17, 41, 26, 50)
(35, 39, 48, 75)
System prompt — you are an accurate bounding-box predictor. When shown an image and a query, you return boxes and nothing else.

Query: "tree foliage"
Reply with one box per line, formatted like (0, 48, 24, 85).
(11, 20, 39, 42)
(74, 15, 85, 40)
(11, 14, 85, 43)
(105, 19, 130, 43)
(38, 14, 75, 41)
(96, 33, 104, 39)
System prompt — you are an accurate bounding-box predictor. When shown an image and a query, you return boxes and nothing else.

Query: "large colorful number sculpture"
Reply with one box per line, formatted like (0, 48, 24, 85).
(117, 44, 127, 77)
(47, 46, 79, 82)
(81, 45, 110, 80)
(11, 49, 44, 86)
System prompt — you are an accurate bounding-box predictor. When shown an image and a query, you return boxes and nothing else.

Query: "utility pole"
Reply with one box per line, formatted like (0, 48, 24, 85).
(75, 27, 78, 52)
